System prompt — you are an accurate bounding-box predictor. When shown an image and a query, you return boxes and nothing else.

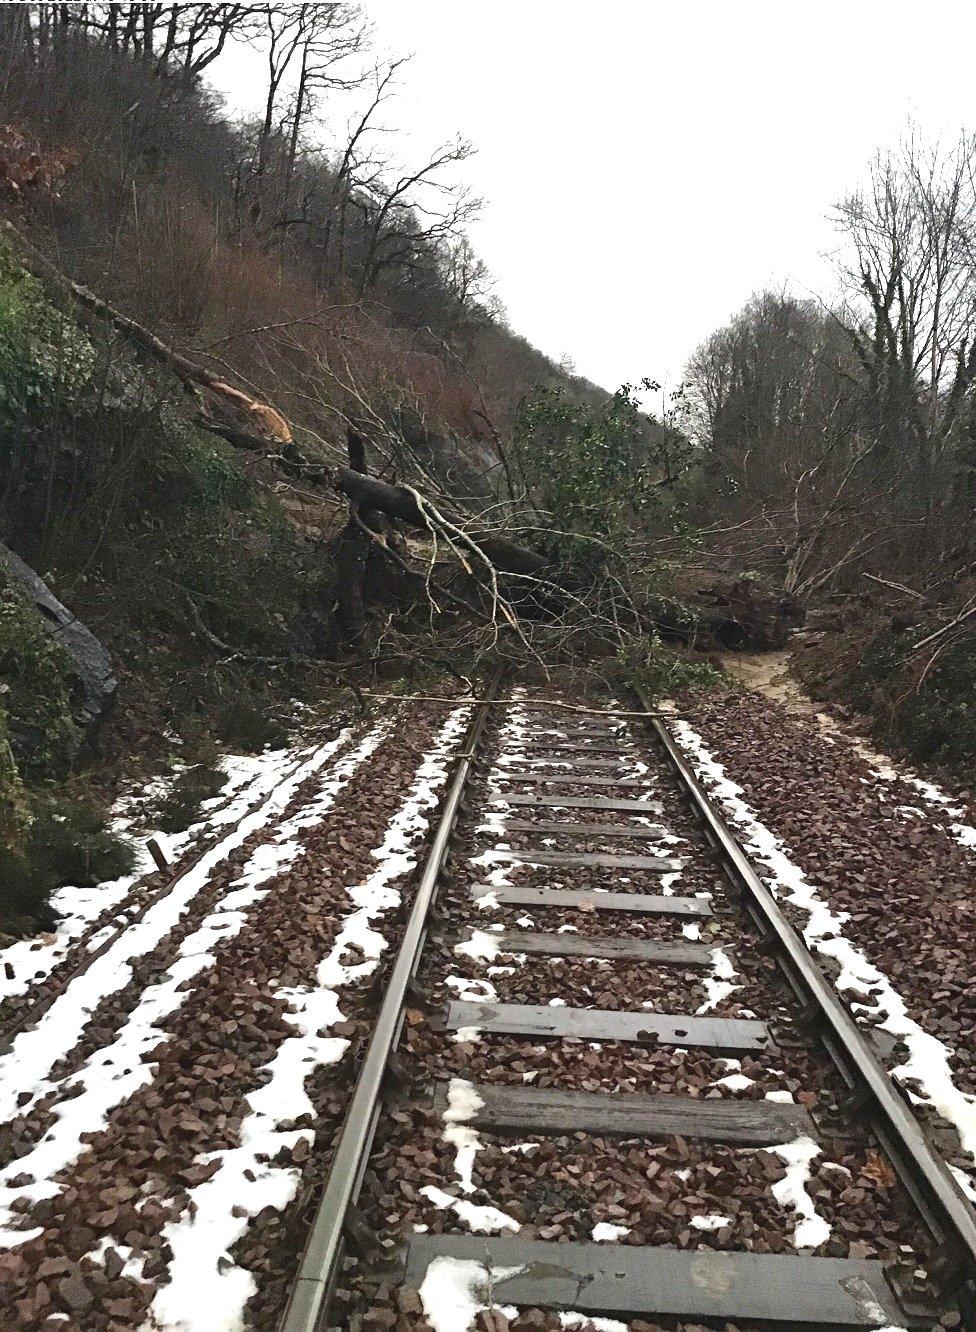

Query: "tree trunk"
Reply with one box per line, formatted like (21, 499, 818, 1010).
(335, 468, 550, 577)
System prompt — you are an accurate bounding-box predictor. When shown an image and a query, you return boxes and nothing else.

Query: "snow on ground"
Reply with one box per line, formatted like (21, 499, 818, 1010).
(763, 1136, 831, 1249)
(420, 1185, 521, 1234)
(668, 715, 976, 1192)
(441, 1079, 484, 1195)
(150, 707, 471, 1332)
(0, 743, 310, 1005)
(418, 1257, 520, 1332)
(0, 721, 388, 1249)
(696, 947, 740, 1014)
(859, 748, 976, 850)
(591, 1222, 630, 1241)
(689, 1214, 731, 1232)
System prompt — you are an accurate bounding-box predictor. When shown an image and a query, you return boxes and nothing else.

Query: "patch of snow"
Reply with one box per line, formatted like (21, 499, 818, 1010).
(446, 975, 497, 1003)
(951, 1165, 976, 1203)
(0, 742, 308, 1004)
(764, 1135, 831, 1249)
(690, 1214, 730, 1231)
(454, 1026, 482, 1044)
(697, 948, 740, 1014)
(418, 1257, 521, 1332)
(85, 1236, 147, 1282)
(420, 1185, 520, 1234)
(682, 923, 701, 941)
(442, 1078, 484, 1195)
(559, 1314, 628, 1332)
(0, 723, 382, 1247)
(712, 1073, 755, 1092)
(454, 931, 501, 963)
(591, 1222, 630, 1241)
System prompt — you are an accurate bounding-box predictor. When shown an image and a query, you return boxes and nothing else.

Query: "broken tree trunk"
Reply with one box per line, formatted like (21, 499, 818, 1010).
(1, 220, 292, 443)
(335, 468, 550, 577)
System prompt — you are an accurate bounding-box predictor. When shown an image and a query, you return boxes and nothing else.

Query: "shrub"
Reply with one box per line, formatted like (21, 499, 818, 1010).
(0, 707, 32, 868)
(612, 632, 721, 699)
(147, 754, 224, 834)
(0, 791, 135, 927)
(511, 382, 694, 569)
(0, 241, 94, 419)
(847, 626, 976, 771)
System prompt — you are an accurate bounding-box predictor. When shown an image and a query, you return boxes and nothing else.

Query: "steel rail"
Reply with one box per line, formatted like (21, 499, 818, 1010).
(278, 682, 498, 1332)
(644, 699, 976, 1318)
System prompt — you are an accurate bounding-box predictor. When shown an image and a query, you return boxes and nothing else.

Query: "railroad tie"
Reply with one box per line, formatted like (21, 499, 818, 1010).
(430, 1080, 812, 1145)
(404, 1236, 913, 1326)
(514, 743, 641, 755)
(496, 756, 646, 770)
(492, 773, 651, 788)
(446, 1000, 771, 1052)
(494, 794, 665, 813)
(488, 929, 717, 966)
(482, 848, 685, 871)
(497, 818, 675, 840)
(471, 884, 711, 916)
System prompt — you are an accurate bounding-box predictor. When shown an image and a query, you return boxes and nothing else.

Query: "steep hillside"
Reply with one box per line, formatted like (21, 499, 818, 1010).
(0, 10, 715, 931)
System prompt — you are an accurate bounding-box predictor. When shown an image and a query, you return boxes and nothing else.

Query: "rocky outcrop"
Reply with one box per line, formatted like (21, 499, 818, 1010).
(0, 543, 116, 728)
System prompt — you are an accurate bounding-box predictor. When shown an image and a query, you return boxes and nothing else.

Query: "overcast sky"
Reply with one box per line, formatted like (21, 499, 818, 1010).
(214, 1, 976, 400)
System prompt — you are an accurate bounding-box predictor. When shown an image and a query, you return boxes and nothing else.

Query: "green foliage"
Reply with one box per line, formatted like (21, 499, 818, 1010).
(0, 242, 95, 420)
(0, 708, 32, 866)
(0, 249, 326, 929)
(511, 381, 693, 569)
(0, 249, 327, 676)
(0, 586, 130, 927)
(145, 755, 225, 835)
(0, 791, 135, 926)
(612, 632, 721, 700)
(0, 585, 80, 783)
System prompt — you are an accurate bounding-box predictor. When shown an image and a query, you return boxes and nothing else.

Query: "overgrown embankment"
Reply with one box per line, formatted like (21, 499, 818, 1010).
(794, 593, 976, 783)
(0, 243, 349, 927)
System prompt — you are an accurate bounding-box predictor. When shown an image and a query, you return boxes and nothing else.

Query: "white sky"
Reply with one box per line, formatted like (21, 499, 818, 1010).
(212, 0, 976, 400)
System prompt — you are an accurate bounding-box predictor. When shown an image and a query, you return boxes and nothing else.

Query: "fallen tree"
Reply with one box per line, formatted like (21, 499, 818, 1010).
(335, 467, 550, 577)
(3, 218, 799, 679)
(1, 219, 294, 443)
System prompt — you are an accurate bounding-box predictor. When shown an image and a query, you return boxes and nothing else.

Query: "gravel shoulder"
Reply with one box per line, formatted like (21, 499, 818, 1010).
(679, 680, 976, 1195)
(0, 698, 471, 1331)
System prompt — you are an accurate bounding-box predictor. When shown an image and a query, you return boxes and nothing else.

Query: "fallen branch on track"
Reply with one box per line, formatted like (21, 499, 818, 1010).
(336, 467, 549, 576)
(361, 693, 681, 719)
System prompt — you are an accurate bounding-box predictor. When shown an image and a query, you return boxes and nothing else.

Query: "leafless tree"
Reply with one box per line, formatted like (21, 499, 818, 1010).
(833, 131, 976, 521)
(23, 3, 262, 84)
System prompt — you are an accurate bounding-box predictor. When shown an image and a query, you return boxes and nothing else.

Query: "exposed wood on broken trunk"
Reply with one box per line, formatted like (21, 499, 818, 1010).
(2, 219, 293, 444)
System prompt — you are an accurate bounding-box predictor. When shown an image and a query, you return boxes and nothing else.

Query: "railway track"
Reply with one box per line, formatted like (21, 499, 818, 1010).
(281, 687, 976, 1332)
